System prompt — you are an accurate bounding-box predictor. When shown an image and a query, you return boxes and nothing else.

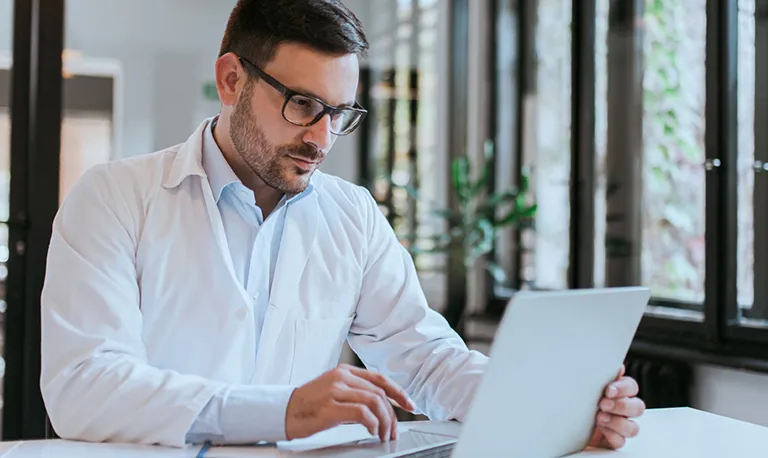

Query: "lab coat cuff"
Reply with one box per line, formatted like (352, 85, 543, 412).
(220, 384, 296, 444)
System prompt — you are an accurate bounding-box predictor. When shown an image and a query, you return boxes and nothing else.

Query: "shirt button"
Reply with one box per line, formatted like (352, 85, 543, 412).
(251, 291, 260, 301)
(236, 308, 249, 320)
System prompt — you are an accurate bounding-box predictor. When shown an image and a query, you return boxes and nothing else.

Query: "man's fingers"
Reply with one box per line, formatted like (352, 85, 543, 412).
(345, 366, 414, 410)
(332, 386, 393, 441)
(617, 364, 626, 379)
(338, 374, 399, 440)
(339, 374, 399, 439)
(344, 366, 416, 411)
(596, 426, 626, 450)
(597, 412, 640, 439)
(600, 396, 646, 418)
(341, 372, 390, 401)
(334, 402, 380, 439)
(390, 399, 399, 440)
(605, 376, 639, 399)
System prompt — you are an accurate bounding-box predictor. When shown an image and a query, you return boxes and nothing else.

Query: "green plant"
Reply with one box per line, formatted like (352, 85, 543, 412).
(390, 141, 537, 287)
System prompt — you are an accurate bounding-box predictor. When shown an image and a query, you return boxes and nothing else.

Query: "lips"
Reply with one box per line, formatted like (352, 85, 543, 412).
(289, 156, 318, 172)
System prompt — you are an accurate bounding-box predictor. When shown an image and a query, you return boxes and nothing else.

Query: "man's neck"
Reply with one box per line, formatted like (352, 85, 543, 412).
(211, 117, 284, 217)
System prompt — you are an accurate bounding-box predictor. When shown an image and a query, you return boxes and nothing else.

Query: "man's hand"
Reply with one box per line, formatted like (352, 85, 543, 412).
(589, 364, 646, 449)
(285, 364, 417, 443)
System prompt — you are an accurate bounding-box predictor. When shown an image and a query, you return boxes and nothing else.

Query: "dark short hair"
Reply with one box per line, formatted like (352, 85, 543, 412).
(219, 0, 369, 68)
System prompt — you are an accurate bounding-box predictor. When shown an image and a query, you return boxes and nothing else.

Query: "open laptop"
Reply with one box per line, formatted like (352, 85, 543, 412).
(288, 286, 650, 458)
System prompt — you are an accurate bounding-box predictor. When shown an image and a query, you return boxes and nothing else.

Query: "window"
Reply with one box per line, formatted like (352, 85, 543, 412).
(732, 0, 768, 330)
(365, 0, 448, 311)
(524, 0, 572, 290)
(489, 0, 768, 367)
(595, 0, 708, 316)
(640, 0, 707, 307)
(491, 0, 572, 293)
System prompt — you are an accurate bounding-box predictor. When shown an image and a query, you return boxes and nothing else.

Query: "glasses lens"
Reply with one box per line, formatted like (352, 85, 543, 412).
(284, 94, 365, 135)
(284, 94, 324, 125)
(330, 110, 364, 135)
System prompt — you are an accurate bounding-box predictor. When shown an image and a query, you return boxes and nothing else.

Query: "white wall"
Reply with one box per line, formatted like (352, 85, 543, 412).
(693, 365, 768, 427)
(0, 0, 10, 54)
(61, 0, 237, 159)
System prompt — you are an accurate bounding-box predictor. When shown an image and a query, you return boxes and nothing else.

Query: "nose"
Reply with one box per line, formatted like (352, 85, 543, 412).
(302, 114, 335, 152)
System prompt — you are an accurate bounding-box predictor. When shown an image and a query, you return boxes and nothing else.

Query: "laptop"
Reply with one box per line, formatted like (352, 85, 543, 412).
(288, 286, 650, 458)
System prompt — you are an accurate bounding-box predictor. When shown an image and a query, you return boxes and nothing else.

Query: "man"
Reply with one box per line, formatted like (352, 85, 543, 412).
(40, 0, 644, 450)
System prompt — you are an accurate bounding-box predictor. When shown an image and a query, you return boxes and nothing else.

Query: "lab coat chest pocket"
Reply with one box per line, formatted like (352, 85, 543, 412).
(290, 315, 355, 385)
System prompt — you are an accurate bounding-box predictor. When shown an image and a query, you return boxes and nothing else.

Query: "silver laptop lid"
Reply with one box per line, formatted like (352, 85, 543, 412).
(452, 287, 649, 458)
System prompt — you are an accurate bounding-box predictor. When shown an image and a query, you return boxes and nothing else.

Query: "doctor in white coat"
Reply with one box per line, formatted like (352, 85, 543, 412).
(40, 0, 645, 450)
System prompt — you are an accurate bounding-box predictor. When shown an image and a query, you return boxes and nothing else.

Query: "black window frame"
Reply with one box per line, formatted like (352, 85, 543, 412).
(3, 0, 65, 440)
(486, 0, 768, 373)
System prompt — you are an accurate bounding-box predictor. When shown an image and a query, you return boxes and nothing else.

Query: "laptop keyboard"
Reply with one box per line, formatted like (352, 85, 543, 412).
(399, 442, 455, 458)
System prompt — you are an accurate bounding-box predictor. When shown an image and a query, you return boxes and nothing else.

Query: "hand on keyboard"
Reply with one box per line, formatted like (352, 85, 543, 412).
(285, 364, 417, 443)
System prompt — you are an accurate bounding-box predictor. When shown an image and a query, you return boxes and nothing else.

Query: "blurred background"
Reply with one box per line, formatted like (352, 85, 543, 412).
(0, 0, 766, 440)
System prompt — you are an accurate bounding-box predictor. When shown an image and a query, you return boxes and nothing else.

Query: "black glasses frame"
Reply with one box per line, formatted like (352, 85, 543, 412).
(238, 56, 367, 136)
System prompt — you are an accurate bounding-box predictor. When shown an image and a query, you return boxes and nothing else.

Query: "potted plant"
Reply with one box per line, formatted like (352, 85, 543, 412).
(387, 141, 538, 329)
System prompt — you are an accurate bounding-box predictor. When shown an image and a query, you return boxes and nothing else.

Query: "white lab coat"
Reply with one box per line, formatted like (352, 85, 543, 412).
(40, 119, 488, 447)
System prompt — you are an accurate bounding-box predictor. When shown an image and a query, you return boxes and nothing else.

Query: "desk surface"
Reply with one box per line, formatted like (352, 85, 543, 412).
(0, 408, 766, 457)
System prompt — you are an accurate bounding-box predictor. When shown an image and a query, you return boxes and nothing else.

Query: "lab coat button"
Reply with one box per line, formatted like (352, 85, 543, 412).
(236, 308, 248, 320)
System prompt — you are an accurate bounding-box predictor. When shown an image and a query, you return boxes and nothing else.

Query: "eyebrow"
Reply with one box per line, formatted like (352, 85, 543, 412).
(289, 85, 356, 108)
(244, 58, 357, 108)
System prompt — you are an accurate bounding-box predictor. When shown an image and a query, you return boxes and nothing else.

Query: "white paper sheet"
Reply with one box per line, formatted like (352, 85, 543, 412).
(277, 423, 413, 453)
(203, 424, 413, 457)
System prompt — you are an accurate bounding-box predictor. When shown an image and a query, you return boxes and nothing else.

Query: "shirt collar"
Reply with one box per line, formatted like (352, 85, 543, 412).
(201, 116, 242, 203)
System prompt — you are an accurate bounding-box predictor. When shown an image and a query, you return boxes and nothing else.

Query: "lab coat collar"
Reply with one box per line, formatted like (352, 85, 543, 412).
(162, 119, 209, 190)
(162, 117, 318, 197)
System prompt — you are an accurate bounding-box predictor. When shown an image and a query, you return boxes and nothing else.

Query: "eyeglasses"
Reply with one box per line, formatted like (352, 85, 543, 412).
(238, 56, 367, 136)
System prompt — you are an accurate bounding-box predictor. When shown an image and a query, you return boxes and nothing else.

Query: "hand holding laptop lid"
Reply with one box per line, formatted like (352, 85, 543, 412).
(590, 364, 646, 449)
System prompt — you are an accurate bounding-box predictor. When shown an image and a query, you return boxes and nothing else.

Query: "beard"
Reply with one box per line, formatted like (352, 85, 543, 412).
(229, 81, 323, 194)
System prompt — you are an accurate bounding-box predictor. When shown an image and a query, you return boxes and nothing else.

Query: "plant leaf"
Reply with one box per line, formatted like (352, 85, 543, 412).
(465, 219, 495, 267)
(484, 259, 509, 286)
(481, 189, 520, 216)
(429, 208, 460, 224)
(452, 156, 471, 204)
(519, 167, 532, 192)
(470, 140, 495, 196)
(496, 202, 537, 227)
(520, 203, 537, 218)
(496, 210, 519, 227)
(398, 183, 421, 201)
(408, 245, 449, 255)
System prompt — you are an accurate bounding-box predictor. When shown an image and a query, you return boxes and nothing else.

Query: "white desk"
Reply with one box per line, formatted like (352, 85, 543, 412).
(576, 407, 768, 457)
(0, 408, 766, 457)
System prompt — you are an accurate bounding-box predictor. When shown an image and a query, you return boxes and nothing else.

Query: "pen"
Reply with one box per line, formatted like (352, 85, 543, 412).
(196, 440, 212, 458)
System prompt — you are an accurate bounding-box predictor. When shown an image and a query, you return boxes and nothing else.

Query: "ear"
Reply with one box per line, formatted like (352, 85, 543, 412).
(215, 52, 246, 106)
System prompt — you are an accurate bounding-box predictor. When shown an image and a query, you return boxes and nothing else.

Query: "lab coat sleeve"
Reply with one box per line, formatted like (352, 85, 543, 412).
(40, 165, 224, 447)
(347, 189, 490, 422)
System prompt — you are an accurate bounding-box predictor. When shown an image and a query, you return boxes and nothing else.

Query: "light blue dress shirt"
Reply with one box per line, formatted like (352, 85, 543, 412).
(185, 117, 312, 444)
